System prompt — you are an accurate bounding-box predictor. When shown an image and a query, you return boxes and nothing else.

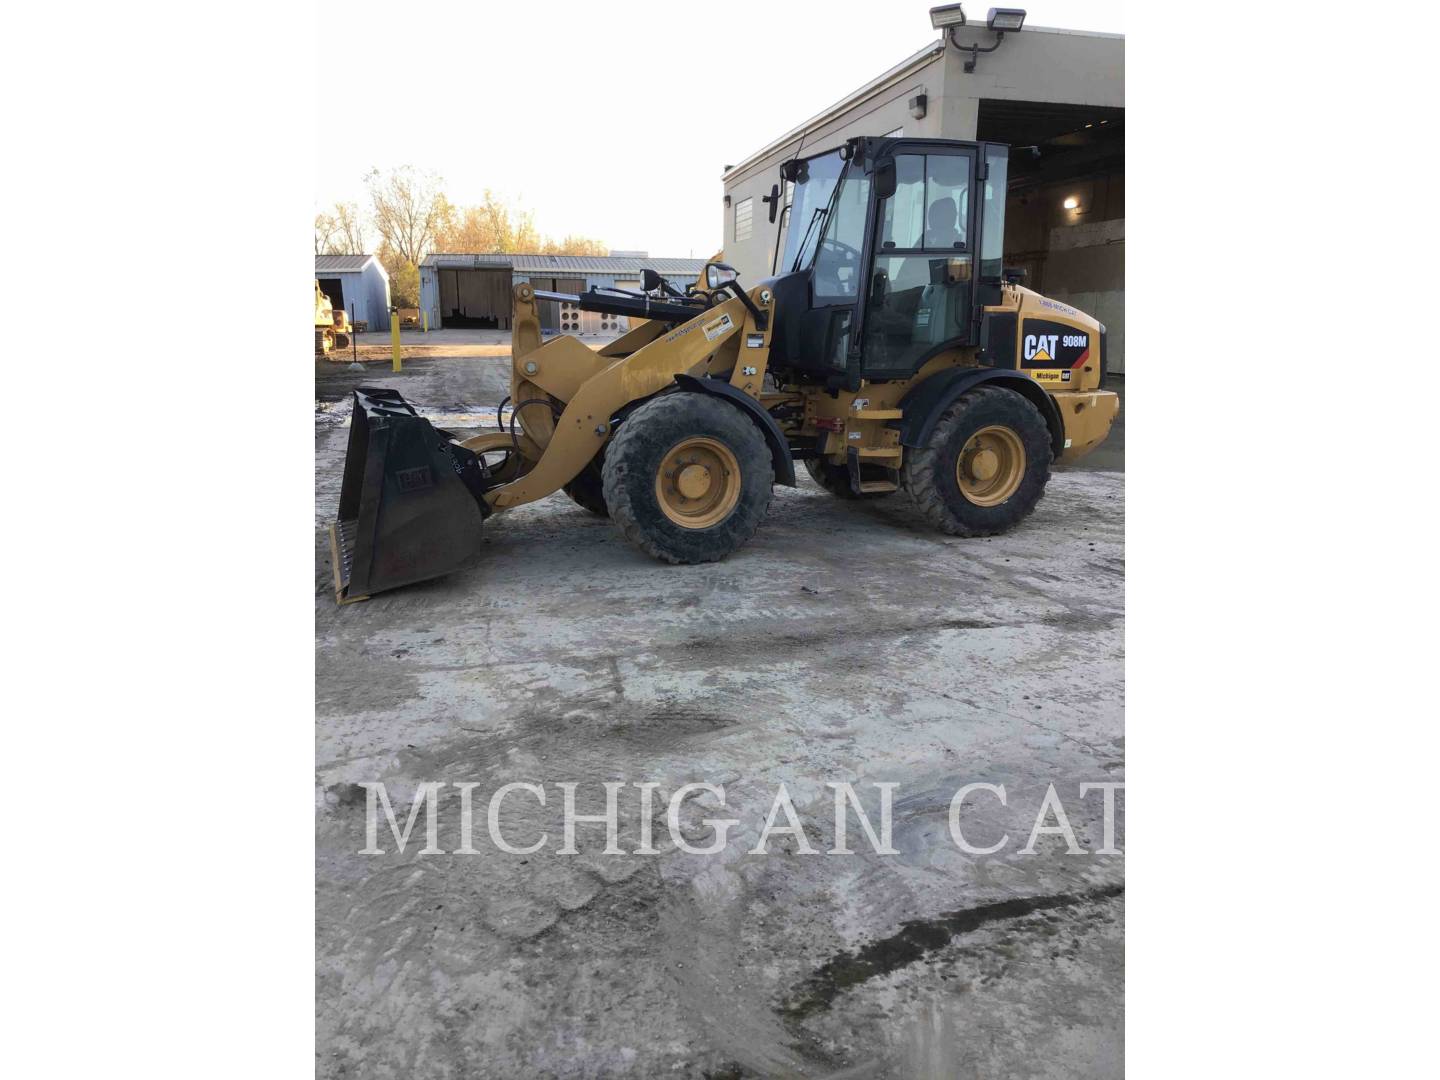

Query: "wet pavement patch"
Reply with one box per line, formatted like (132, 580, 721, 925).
(779, 883, 1124, 1021)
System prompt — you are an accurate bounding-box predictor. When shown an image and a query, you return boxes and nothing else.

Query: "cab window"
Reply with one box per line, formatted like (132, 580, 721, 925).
(812, 169, 872, 303)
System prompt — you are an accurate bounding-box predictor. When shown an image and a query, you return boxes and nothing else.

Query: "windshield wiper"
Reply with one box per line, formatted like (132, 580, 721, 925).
(791, 205, 829, 272)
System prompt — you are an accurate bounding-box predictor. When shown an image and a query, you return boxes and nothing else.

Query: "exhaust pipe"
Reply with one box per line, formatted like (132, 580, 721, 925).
(329, 388, 491, 604)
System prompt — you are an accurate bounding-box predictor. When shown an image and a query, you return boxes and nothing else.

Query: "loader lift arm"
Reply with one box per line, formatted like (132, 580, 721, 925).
(530, 288, 704, 324)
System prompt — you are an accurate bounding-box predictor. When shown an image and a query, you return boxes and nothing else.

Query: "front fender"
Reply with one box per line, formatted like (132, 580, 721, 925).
(673, 374, 796, 486)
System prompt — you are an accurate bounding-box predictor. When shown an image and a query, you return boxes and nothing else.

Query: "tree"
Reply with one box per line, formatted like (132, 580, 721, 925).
(333, 202, 366, 254)
(386, 258, 420, 309)
(314, 211, 339, 255)
(366, 167, 446, 266)
(539, 234, 608, 256)
(342, 170, 611, 305)
(314, 202, 367, 255)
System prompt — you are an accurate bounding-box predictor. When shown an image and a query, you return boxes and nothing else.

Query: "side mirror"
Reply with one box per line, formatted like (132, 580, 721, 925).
(765, 183, 781, 223)
(705, 262, 738, 290)
(641, 268, 662, 292)
(875, 158, 897, 200)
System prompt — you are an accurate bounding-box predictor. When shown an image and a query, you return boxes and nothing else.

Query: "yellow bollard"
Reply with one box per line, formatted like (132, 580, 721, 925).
(422, 309, 428, 333)
(390, 309, 402, 372)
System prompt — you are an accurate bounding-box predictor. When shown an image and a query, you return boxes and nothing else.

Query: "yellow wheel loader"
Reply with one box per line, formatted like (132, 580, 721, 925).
(315, 280, 352, 356)
(329, 137, 1118, 603)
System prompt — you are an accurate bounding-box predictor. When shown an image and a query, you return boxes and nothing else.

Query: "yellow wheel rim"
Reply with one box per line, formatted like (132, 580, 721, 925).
(957, 424, 1025, 506)
(655, 437, 741, 528)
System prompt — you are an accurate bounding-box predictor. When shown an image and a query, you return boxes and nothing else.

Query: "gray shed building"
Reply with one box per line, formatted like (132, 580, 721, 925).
(419, 254, 706, 333)
(315, 254, 392, 333)
(721, 19, 1124, 370)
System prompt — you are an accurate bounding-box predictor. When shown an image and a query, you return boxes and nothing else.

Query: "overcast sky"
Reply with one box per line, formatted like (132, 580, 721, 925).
(315, 0, 1124, 258)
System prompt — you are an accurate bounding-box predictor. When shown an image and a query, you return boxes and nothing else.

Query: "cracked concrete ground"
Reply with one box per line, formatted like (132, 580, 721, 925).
(316, 354, 1124, 1079)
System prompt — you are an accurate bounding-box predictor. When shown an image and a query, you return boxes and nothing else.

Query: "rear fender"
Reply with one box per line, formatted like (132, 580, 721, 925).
(894, 368, 1065, 460)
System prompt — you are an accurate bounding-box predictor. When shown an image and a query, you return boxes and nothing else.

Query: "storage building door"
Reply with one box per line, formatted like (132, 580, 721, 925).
(533, 278, 586, 330)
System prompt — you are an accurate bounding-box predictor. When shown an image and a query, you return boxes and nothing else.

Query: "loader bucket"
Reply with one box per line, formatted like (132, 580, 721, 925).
(329, 388, 491, 604)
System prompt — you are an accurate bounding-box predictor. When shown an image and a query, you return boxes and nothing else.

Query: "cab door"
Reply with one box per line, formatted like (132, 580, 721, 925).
(796, 161, 873, 379)
(859, 145, 977, 378)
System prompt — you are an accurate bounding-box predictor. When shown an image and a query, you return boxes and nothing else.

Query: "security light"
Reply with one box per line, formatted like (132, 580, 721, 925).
(930, 4, 967, 29)
(987, 7, 1026, 31)
(1063, 196, 1080, 210)
(946, 5, 1025, 72)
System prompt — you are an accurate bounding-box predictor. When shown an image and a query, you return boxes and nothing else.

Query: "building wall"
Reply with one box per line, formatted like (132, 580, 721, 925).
(322, 265, 391, 332)
(1042, 219, 1125, 374)
(720, 45, 946, 284)
(419, 266, 440, 329)
(935, 27, 1124, 140)
(360, 260, 391, 330)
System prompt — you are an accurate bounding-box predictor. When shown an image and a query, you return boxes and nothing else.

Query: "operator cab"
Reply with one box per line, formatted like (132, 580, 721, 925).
(762, 136, 1011, 390)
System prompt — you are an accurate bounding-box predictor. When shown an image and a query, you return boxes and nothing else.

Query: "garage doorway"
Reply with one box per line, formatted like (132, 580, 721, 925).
(317, 277, 345, 311)
(977, 99, 1124, 373)
(438, 268, 512, 329)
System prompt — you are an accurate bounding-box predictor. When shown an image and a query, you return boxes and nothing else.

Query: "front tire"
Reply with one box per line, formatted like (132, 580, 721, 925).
(902, 386, 1052, 536)
(602, 393, 773, 564)
(562, 459, 608, 516)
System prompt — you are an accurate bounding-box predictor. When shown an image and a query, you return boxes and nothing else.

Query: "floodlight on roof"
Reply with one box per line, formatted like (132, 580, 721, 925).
(987, 8, 1026, 31)
(930, 4, 967, 30)
(944, 6, 1026, 72)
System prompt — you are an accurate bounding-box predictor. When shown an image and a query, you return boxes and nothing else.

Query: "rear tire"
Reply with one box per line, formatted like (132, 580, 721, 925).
(563, 459, 609, 516)
(902, 386, 1052, 536)
(804, 457, 894, 500)
(603, 392, 773, 564)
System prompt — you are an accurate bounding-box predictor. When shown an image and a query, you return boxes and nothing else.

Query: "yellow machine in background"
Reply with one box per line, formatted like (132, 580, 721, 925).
(329, 135, 1118, 602)
(314, 280, 353, 356)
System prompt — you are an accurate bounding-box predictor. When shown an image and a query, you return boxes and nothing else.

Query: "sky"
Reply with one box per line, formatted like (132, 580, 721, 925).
(315, 0, 1124, 258)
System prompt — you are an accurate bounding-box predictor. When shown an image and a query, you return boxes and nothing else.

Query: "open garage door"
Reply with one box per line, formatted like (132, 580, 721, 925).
(438, 268, 512, 329)
(978, 99, 1125, 373)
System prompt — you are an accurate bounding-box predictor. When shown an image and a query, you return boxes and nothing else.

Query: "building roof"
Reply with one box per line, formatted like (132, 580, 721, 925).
(315, 254, 375, 272)
(421, 253, 707, 275)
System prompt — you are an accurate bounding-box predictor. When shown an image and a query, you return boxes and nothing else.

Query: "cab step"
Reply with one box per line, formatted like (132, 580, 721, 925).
(846, 445, 902, 496)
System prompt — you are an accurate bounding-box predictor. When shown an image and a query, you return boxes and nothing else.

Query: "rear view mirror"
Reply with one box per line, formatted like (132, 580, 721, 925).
(641, 268, 662, 292)
(765, 183, 781, 223)
(875, 158, 897, 200)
